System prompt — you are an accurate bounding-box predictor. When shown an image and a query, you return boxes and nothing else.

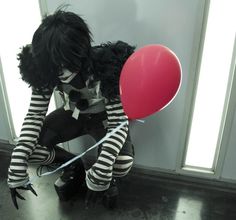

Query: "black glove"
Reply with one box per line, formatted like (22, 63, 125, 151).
(10, 184, 37, 210)
(85, 188, 104, 209)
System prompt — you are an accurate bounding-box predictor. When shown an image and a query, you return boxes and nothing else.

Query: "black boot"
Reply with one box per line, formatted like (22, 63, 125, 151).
(54, 157, 86, 201)
(102, 178, 119, 209)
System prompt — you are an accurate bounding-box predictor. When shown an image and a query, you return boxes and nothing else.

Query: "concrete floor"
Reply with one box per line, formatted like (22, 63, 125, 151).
(1, 147, 236, 220)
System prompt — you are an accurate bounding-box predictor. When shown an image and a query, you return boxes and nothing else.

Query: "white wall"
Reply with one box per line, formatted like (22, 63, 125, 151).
(0, 59, 11, 142)
(45, 0, 206, 170)
(0, 93, 10, 141)
(3, 0, 236, 181)
(222, 104, 236, 180)
(221, 54, 236, 181)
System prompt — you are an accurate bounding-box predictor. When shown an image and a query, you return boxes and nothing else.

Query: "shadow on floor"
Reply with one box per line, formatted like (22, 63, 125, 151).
(1, 148, 236, 220)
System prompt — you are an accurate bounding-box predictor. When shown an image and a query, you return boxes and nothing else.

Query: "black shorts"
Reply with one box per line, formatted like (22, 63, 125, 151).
(38, 108, 134, 157)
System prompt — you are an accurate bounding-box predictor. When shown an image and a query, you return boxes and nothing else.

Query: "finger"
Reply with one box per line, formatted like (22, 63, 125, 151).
(85, 193, 91, 208)
(91, 193, 98, 206)
(10, 190, 19, 210)
(85, 190, 93, 208)
(85, 190, 90, 203)
(85, 198, 90, 209)
(17, 184, 38, 197)
(15, 191, 26, 200)
(93, 192, 103, 206)
(91, 192, 103, 208)
(17, 186, 28, 190)
(27, 185, 38, 196)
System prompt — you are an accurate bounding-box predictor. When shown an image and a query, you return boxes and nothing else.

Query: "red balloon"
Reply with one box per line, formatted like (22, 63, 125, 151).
(119, 44, 182, 119)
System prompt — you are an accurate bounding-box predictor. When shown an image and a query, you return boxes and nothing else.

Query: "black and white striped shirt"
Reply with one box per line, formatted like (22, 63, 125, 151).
(86, 99, 129, 191)
(8, 89, 52, 188)
(8, 88, 129, 191)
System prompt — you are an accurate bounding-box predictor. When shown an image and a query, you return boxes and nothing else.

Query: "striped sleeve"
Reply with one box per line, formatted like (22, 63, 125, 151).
(86, 98, 129, 191)
(8, 88, 52, 188)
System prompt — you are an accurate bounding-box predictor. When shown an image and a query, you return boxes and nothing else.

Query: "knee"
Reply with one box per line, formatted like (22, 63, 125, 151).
(28, 146, 55, 165)
(113, 155, 134, 178)
(38, 127, 58, 147)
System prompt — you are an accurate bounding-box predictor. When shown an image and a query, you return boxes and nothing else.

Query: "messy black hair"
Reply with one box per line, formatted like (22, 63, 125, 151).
(18, 9, 92, 91)
(92, 41, 136, 99)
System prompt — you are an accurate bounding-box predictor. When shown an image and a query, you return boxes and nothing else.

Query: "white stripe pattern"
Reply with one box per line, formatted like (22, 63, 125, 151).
(8, 89, 53, 188)
(28, 145, 55, 165)
(113, 155, 134, 177)
(86, 98, 130, 191)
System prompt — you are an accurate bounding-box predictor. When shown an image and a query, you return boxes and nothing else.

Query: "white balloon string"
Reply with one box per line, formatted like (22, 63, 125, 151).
(26, 120, 128, 185)
(136, 119, 145, 123)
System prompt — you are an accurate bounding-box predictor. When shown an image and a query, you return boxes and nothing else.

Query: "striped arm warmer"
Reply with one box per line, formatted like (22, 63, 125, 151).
(8, 89, 52, 188)
(86, 98, 129, 191)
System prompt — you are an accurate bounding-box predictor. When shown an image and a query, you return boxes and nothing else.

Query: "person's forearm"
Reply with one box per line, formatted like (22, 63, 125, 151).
(86, 98, 128, 191)
(8, 89, 52, 187)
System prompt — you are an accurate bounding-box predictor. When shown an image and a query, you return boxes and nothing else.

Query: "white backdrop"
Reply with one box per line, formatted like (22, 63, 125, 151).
(1, 0, 236, 181)
(44, 0, 206, 170)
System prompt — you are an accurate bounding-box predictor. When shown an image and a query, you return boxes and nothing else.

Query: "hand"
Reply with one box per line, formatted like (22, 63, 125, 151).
(85, 188, 104, 209)
(10, 184, 37, 210)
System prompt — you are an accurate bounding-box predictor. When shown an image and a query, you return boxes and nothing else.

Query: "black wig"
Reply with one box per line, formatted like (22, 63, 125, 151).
(92, 41, 136, 99)
(18, 9, 92, 91)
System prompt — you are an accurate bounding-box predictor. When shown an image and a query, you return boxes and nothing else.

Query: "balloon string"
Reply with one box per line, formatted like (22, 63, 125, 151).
(26, 121, 128, 185)
(136, 119, 145, 123)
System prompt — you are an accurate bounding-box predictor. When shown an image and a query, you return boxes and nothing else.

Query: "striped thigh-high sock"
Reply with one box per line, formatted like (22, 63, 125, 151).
(28, 144, 55, 165)
(113, 155, 134, 178)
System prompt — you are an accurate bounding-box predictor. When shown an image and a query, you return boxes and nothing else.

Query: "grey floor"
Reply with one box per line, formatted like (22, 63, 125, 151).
(1, 147, 236, 220)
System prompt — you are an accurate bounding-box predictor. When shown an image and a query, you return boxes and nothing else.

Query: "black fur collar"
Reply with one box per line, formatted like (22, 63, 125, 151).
(90, 41, 135, 99)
